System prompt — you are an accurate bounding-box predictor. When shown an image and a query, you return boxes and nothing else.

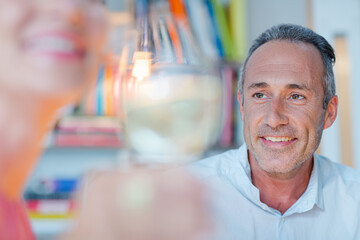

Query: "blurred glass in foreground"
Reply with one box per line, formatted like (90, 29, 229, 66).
(62, 2, 217, 239)
(114, 0, 223, 164)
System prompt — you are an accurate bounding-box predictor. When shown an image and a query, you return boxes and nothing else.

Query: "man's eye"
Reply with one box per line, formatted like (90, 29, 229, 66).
(290, 94, 305, 100)
(253, 93, 266, 99)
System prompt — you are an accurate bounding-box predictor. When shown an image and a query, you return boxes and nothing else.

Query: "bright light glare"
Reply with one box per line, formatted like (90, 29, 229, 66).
(131, 51, 152, 82)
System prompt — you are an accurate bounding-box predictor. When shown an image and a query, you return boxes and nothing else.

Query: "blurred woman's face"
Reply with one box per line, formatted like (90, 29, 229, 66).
(0, 0, 106, 103)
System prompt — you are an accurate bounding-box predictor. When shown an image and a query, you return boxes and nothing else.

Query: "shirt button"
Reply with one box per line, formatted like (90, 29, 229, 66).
(281, 217, 285, 222)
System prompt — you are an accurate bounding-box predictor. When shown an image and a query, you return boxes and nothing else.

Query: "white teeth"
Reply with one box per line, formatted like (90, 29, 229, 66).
(28, 37, 76, 54)
(264, 136, 293, 142)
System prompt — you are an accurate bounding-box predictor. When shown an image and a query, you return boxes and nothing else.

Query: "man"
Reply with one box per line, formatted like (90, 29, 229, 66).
(191, 24, 360, 239)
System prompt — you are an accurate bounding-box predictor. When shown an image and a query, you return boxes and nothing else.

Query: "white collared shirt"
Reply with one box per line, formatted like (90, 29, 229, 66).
(190, 144, 360, 240)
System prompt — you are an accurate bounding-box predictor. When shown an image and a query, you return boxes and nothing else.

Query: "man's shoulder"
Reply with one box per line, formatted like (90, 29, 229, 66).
(317, 154, 360, 190)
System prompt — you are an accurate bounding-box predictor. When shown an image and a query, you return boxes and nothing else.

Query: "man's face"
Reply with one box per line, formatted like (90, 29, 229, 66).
(238, 40, 337, 175)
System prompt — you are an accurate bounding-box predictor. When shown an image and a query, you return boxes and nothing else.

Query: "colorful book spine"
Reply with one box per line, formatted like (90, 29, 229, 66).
(96, 66, 105, 116)
(185, 0, 220, 59)
(82, 64, 119, 117)
(205, 0, 224, 58)
(229, 0, 247, 61)
(166, 16, 184, 62)
(218, 66, 235, 147)
(54, 133, 122, 148)
(84, 73, 97, 116)
(104, 65, 115, 116)
(169, 0, 188, 22)
(26, 199, 74, 219)
(56, 116, 121, 134)
(209, 0, 235, 60)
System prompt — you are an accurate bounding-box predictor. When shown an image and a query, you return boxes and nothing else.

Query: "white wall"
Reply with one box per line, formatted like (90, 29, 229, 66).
(313, 0, 360, 168)
(247, 0, 307, 43)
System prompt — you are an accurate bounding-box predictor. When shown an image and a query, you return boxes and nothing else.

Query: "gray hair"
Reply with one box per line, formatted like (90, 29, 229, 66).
(238, 24, 336, 109)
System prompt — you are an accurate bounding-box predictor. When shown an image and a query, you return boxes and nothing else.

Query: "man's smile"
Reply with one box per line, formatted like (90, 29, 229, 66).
(263, 136, 295, 142)
(260, 136, 297, 147)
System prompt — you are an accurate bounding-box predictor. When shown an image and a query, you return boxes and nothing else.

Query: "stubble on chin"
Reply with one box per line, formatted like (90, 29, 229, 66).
(248, 139, 317, 180)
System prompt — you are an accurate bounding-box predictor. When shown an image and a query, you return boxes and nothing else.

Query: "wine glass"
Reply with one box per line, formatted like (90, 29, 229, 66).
(113, 0, 223, 165)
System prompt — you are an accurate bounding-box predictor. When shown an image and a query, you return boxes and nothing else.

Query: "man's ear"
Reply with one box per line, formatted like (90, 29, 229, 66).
(237, 90, 244, 121)
(323, 95, 338, 130)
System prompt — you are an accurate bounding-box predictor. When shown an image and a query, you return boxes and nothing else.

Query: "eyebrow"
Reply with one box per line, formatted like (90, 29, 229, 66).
(247, 82, 311, 91)
(286, 83, 311, 91)
(247, 82, 269, 90)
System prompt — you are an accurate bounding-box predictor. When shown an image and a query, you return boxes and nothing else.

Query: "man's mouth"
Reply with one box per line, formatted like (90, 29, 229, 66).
(263, 136, 295, 142)
(260, 136, 297, 147)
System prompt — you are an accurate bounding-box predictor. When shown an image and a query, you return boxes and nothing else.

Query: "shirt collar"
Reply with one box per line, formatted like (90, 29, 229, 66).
(285, 154, 324, 215)
(311, 154, 325, 209)
(222, 143, 324, 215)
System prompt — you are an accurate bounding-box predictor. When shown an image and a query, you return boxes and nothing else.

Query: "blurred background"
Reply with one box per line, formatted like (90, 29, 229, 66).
(26, 0, 360, 239)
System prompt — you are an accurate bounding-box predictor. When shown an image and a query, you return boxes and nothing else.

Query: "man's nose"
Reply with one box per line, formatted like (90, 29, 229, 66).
(264, 97, 289, 129)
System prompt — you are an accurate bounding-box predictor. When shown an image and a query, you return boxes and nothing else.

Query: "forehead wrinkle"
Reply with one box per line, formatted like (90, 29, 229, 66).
(246, 63, 313, 89)
(245, 41, 318, 79)
(247, 81, 311, 92)
(246, 70, 310, 87)
(250, 63, 306, 73)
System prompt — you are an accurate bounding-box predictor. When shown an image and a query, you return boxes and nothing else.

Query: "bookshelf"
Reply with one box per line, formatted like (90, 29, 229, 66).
(25, 146, 127, 239)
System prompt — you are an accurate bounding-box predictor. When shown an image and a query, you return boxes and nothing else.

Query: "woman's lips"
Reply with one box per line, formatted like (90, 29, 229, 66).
(24, 31, 86, 61)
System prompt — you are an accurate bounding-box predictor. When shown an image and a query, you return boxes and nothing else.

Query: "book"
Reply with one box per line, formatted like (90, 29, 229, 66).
(53, 116, 123, 148)
(209, 0, 235, 60)
(206, 0, 224, 58)
(229, 0, 247, 61)
(26, 199, 74, 219)
(185, 0, 220, 60)
(54, 132, 122, 148)
(96, 66, 105, 116)
(56, 116, 121, 134)
(218, 65, 234, 147)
